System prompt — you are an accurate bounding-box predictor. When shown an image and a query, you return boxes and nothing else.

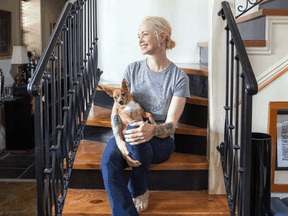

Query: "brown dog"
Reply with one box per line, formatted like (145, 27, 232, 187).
(98, 79, 155, 136)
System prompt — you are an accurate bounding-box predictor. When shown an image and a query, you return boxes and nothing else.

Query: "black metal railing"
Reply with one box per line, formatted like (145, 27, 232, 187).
(217, 1, 258, 216)
(27, 0, 101, 215)
(236, 0, 264, 19)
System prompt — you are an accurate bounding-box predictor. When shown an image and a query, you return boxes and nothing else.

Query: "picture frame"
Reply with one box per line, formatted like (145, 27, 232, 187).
(268, 101, 288, 192)
(275, 109, 288, 170)
(0, 10, 12, 57)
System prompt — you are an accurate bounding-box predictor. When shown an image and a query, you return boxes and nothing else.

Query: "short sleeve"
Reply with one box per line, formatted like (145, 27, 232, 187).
(173, 71, 190, 98)
(123, 64, 132, 87)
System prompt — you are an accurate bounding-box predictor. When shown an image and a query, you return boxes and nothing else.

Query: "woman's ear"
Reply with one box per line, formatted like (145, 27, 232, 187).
(159, 32, 167, 43)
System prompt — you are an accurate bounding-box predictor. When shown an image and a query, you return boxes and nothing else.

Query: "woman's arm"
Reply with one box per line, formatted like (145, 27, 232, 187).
(153, 96, 186, 138)
(124, 96, 186, 145)
(111, 105, 141, 167)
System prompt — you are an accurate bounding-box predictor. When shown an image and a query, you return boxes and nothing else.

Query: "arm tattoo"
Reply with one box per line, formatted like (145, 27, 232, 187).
(152, 122, 175, 138)
(111, 115, 124, 143)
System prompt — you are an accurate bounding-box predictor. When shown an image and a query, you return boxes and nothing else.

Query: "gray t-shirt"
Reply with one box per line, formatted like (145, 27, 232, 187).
(124, 59, 190, 123)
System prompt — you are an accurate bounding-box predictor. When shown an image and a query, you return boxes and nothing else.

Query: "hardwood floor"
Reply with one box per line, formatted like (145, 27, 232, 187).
(0, 182, 37, 216)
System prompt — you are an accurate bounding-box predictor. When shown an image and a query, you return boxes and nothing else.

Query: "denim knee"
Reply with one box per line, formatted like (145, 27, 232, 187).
(100, 137, 124, 173)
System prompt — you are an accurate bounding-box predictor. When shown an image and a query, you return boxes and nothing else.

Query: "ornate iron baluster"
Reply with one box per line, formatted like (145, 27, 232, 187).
(236, 0, 265, 19)
(27, 0, 102, 215)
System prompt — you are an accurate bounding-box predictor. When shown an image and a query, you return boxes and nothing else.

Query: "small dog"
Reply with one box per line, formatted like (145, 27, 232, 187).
(99, 79, 155, 136)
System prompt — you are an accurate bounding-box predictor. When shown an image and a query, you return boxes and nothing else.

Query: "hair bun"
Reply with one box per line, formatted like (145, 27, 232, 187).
(166, 39, 176, 50)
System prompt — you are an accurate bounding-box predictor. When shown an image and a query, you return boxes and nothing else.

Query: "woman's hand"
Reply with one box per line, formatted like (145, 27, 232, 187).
(117, 140, 142, 168)
(124, 121, 154, 145)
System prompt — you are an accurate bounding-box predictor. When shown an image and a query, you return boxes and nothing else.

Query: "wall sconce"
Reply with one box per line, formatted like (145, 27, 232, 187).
(10, 46, 29, 85)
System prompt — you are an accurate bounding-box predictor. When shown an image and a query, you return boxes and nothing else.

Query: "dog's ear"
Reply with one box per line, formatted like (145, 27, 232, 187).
(121, 79, 130, 92)
(98, 85, 114, 98)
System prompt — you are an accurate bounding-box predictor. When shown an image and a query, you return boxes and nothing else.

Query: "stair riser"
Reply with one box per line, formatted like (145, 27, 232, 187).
(84, 126, 113, 143)
(200, 47, 208, 65)
(174, 134, 207, 155)
(94, 91, 114, 109)
(259, 0, 288, 9)
(179, 103, 207, 128)
(187, 74, 208, 98)
(84, 126, 207, 155)
(69, 170, 208, 191)
(237, 17, 265, 40)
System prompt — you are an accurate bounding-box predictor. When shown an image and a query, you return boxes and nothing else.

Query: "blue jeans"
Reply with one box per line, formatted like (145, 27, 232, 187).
(100, 124, 175, 216)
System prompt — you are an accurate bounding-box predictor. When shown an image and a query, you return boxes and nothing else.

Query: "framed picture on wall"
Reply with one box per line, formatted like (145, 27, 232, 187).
(269, 102, 288, 192)
(276, 109, 288, 170)
(0, 10, 12, 56)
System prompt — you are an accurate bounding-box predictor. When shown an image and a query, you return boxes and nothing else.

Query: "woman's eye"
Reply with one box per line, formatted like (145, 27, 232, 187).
(121, 93, 125, 97)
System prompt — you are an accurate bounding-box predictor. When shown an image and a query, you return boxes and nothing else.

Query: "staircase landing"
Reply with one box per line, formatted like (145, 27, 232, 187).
(62, 189, 230, 215)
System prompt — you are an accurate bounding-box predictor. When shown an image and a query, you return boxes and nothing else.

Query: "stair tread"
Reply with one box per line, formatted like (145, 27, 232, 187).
(86, 106, 207, 136)
(175, 63, 208, 77)
(72, 140, 209, 170)
(86, 106, 112, 128)
(197, 42, 208, 47)
(97, 86, 208, 106)
(62, 189, 230, 215)
(187, 95, 208, 106)
(197, 40, 266, 48)
(236, 8, 288, 24)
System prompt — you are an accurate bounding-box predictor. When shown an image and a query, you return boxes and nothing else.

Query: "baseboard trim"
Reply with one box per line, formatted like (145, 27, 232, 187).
(257, 55, 288, 91)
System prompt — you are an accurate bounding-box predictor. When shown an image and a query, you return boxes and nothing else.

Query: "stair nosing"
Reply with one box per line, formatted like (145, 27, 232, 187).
(87, 106, 207, 136)
(236, 9, 288, 24)
(197, 40, 266, 48)
(187, 95, 208, 106)
(62, 189, 230, 215)
(71, 140, 209, 171)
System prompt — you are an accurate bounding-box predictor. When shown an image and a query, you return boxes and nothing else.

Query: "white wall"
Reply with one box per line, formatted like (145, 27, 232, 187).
(97, 0, 209, 85)
(208, 0, 236, 194)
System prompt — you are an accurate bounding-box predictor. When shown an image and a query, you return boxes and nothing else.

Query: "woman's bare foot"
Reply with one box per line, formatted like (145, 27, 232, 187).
(133, 190, 149, 213)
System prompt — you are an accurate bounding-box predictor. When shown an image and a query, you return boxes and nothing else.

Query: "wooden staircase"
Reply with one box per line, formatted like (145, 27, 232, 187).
(61, 63, 230, 215)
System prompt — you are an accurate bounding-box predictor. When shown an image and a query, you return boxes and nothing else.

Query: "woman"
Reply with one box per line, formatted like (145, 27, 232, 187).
(100, 16, 190, 215)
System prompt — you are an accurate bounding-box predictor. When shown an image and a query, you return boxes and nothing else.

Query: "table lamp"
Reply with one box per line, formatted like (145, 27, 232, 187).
(10, 46, 29, 85)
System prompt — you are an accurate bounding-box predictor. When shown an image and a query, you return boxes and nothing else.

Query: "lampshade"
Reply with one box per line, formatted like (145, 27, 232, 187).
(10, 46, 29, 64)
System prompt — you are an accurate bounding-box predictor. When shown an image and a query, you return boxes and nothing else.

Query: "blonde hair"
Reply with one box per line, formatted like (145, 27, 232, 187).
(143, 16, 176, 50)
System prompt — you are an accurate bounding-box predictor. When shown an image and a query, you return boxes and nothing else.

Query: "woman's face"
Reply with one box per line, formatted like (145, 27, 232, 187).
(138, 22, 159, 55)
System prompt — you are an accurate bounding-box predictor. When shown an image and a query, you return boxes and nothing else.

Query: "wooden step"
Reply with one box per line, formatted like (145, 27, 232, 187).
(86, 106, 111, 128)
(72, 140, 209, 170)
(98, 85, 208, 106)
(197, 42, 208, 47)
(175, 63, 208, 77)
(198, 40, 266, 48)
(86, 106, 207, 136)
(62, 189, 230, 215)
(259, 0, 272, 4)
(236, 9, 288, 24)
(187, 95, 208, 106)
